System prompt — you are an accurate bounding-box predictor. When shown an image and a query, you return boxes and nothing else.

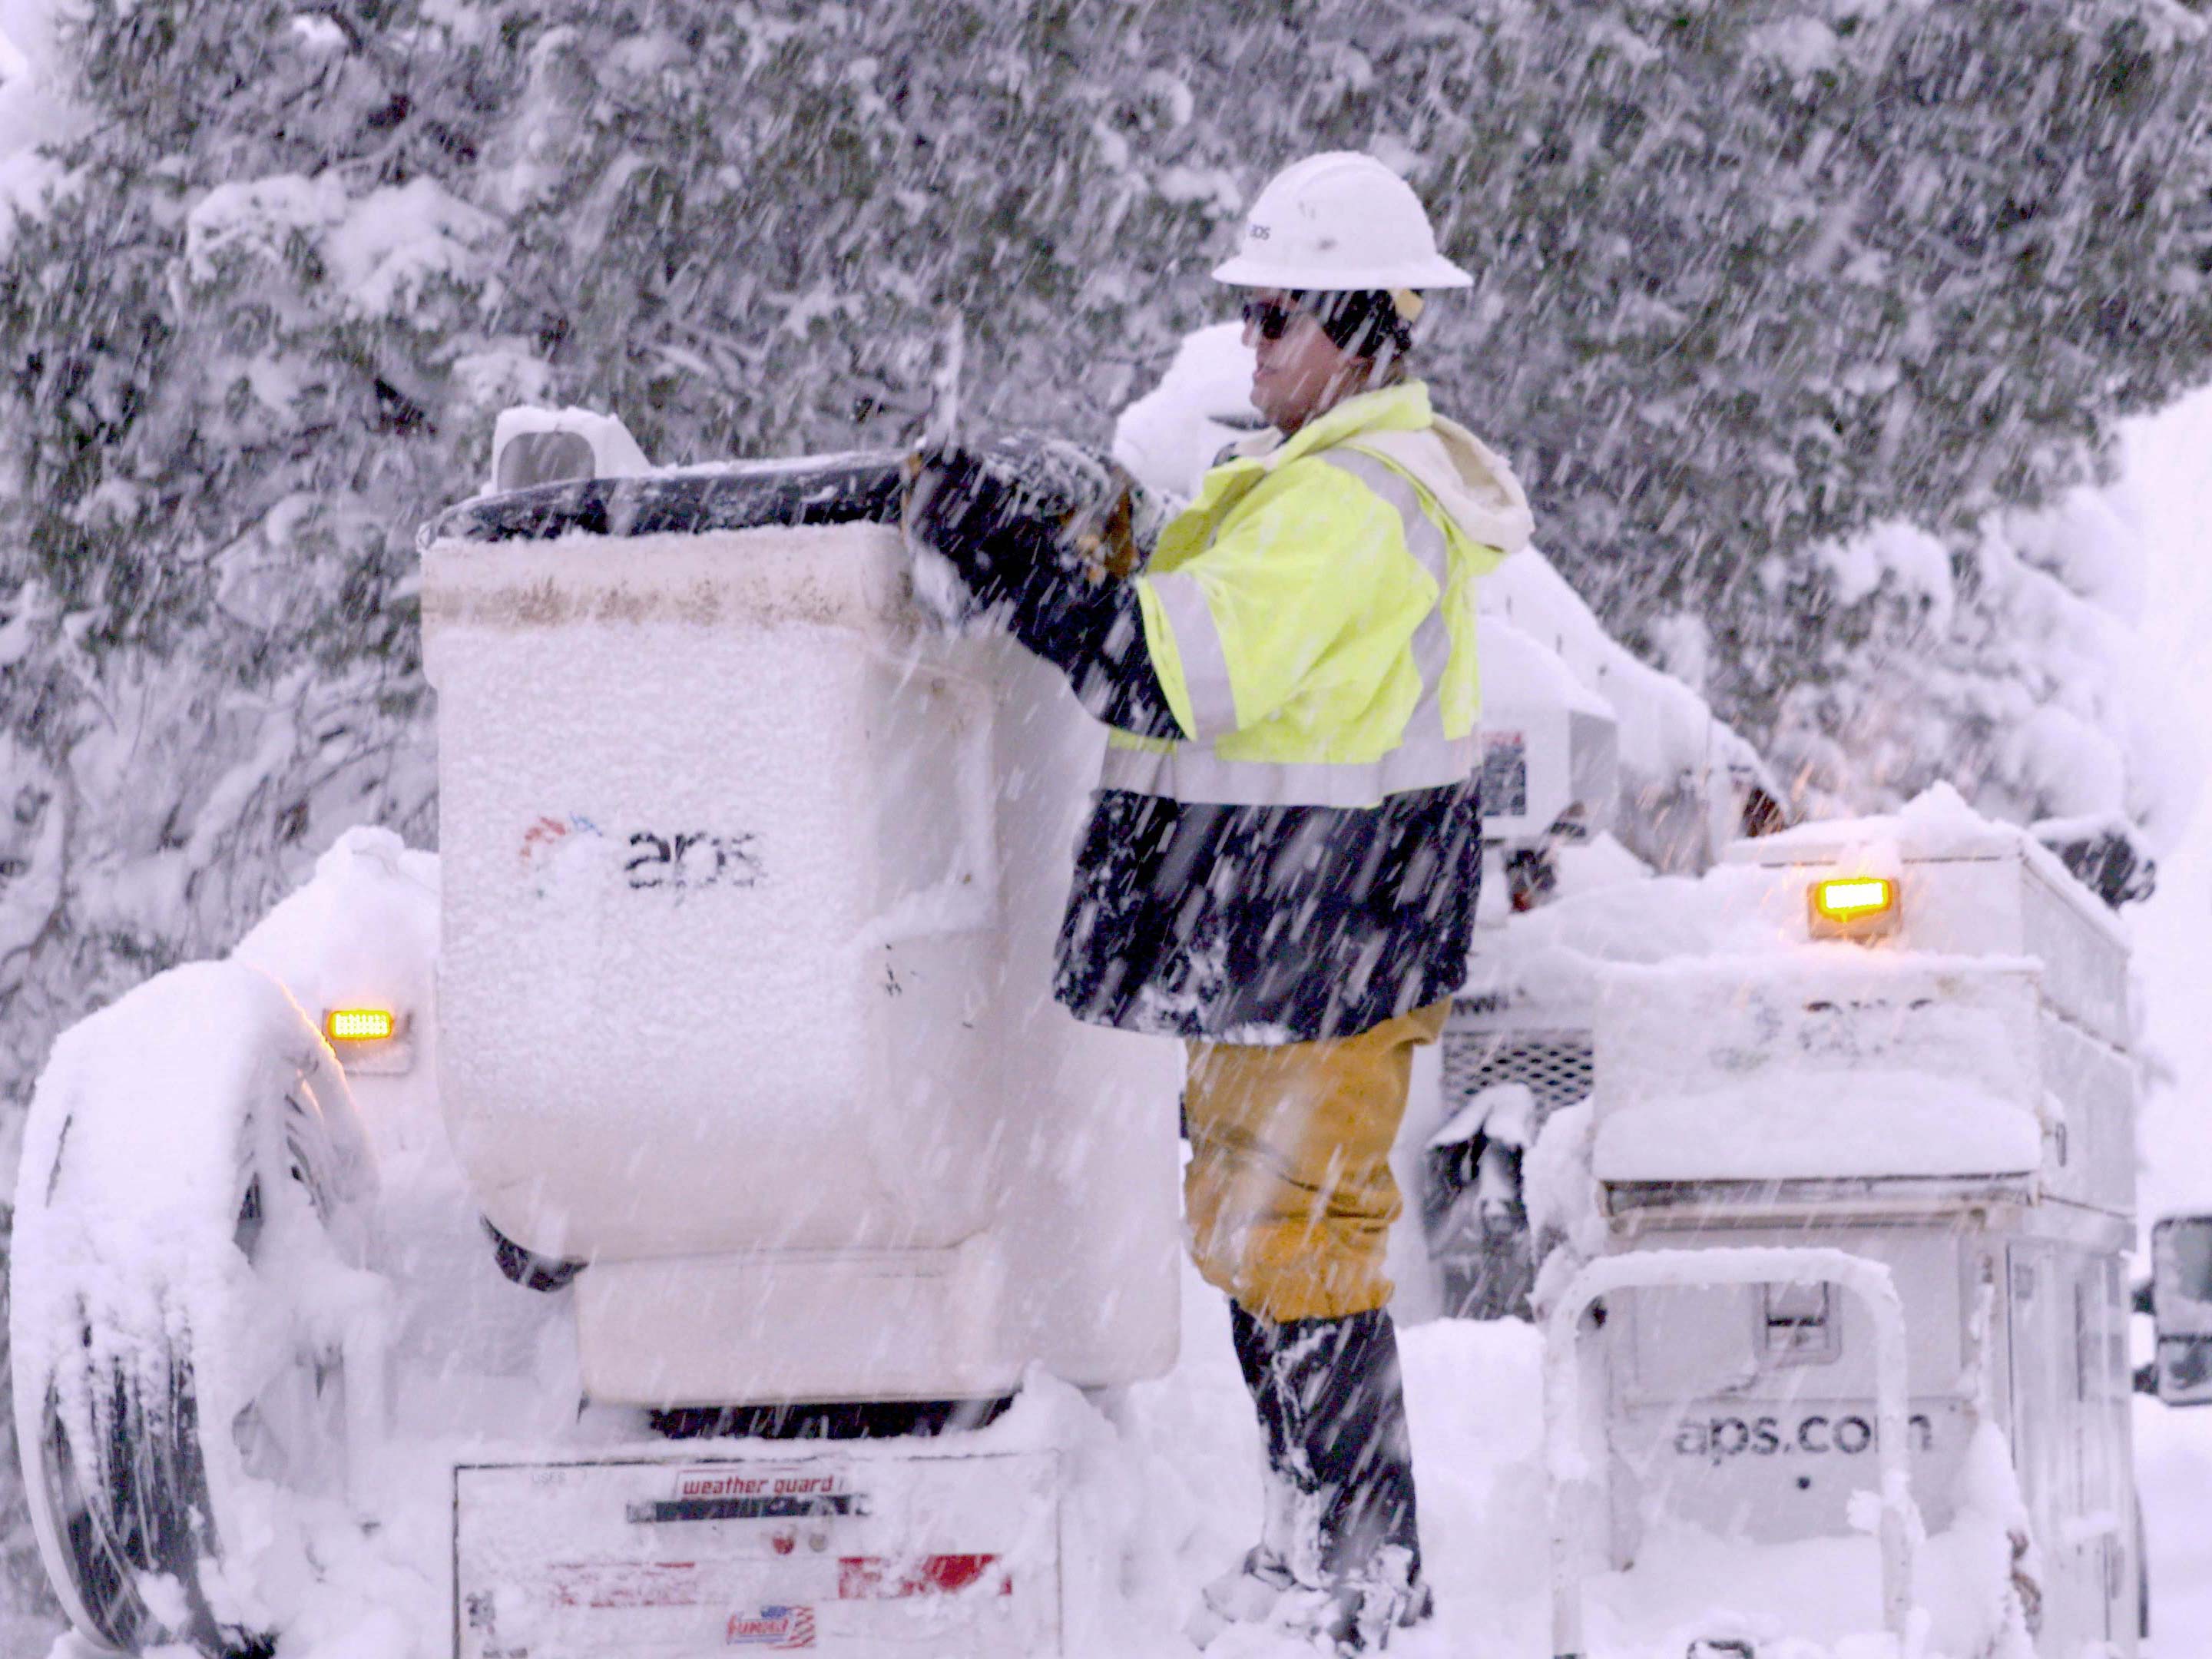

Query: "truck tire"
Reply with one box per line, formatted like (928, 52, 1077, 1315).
(11, 961, 375, 1657)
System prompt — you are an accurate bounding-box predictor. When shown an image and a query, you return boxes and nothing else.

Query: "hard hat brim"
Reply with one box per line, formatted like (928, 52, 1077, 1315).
(1210, 251, 1475, 290)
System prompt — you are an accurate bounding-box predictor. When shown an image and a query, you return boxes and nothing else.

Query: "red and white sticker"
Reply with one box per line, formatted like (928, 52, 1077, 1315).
(725, 1604, 816, 1648)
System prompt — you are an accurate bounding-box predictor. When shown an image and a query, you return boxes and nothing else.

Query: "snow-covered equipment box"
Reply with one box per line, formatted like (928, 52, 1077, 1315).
(455, 1446, 1060, 1658)
(1541, 790, 2144, 1657)
(419, 455, 1179, 1411)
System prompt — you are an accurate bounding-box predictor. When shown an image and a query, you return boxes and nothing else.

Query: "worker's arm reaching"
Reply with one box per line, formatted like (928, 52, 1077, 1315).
(903, 444, 1184, 740)
(993, 576, 1187, 742)
(905, 440, 1423, 757)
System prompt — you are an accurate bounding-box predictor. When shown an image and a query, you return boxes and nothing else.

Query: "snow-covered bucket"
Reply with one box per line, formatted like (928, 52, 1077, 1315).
(421, 502, 1179, 1405)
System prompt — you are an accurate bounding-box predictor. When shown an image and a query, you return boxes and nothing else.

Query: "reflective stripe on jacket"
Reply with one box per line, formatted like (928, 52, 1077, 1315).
(1126, 392, 1504, 793)
(1052, 381, 1532, 1042)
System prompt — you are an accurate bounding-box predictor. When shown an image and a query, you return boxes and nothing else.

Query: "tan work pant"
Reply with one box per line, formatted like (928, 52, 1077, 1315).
(1182, 1000, 1450, 1323)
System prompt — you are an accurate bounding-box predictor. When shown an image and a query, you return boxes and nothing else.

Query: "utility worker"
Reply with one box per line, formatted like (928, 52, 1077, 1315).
(909, 151, 1530, 1654)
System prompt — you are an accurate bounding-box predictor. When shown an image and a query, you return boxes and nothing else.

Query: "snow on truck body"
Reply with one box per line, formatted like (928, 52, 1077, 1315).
(1543, 789, 2141, 1656)
(413, 469, 1183, 1659)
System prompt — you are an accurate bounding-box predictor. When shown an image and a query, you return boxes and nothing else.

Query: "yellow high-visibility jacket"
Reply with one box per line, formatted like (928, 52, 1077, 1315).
(1035, 381, 1532, 1041)
(1115, 381, 1531, 808)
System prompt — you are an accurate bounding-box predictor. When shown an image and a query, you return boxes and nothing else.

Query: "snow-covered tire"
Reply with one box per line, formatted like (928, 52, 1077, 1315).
(10, 959, 376, 1656)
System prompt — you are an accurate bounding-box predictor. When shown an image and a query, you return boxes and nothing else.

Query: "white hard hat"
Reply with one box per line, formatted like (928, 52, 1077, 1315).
(1212, 151, 1473, 291)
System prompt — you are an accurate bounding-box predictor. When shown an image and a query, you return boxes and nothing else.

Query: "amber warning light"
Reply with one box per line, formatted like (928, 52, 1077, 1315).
(1808, 876, 1899, 939)
(325, 1008, 397, 1043)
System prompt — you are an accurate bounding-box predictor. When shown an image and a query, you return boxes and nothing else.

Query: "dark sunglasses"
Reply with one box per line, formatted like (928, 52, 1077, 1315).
(1241, 297, 1304, 341)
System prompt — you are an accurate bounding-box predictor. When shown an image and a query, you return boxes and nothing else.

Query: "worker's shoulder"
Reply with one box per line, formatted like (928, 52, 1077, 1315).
(1198, 455, 1401, 548)
(1250, 437, 1445, 534)
(1254, 443, 1411, 505)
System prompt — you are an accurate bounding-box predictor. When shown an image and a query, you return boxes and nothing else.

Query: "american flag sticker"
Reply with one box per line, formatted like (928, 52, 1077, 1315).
(725, 1604, 816, 1648)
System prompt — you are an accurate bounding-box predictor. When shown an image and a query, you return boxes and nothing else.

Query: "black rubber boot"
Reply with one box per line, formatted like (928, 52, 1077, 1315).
(1228, 1301, 1428, 1650)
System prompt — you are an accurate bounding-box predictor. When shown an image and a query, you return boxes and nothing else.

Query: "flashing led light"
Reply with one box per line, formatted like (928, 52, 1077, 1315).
(325, 1008, 396, 1044)
(1811, 876, 1896, 924)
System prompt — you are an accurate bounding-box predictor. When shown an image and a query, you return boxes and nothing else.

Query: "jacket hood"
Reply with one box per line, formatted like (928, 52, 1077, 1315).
(1251, 382, 1534, 557)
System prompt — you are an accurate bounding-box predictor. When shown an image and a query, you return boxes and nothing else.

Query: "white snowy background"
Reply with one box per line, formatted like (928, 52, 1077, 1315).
(2121, 382, 2212, 1650)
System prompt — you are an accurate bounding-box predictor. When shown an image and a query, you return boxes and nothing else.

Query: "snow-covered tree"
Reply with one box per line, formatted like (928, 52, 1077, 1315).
(0, 8, 507, 1602)
(0, 1, 507, 1118)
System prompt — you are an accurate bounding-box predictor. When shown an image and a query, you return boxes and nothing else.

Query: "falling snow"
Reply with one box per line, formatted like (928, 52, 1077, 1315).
(1, 1, 2210, 1654)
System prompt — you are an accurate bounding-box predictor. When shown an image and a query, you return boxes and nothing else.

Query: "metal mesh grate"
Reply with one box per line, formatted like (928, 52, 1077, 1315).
(1439, 1025, 1594, 1121)
(1428, 1018, 1593, 1323)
